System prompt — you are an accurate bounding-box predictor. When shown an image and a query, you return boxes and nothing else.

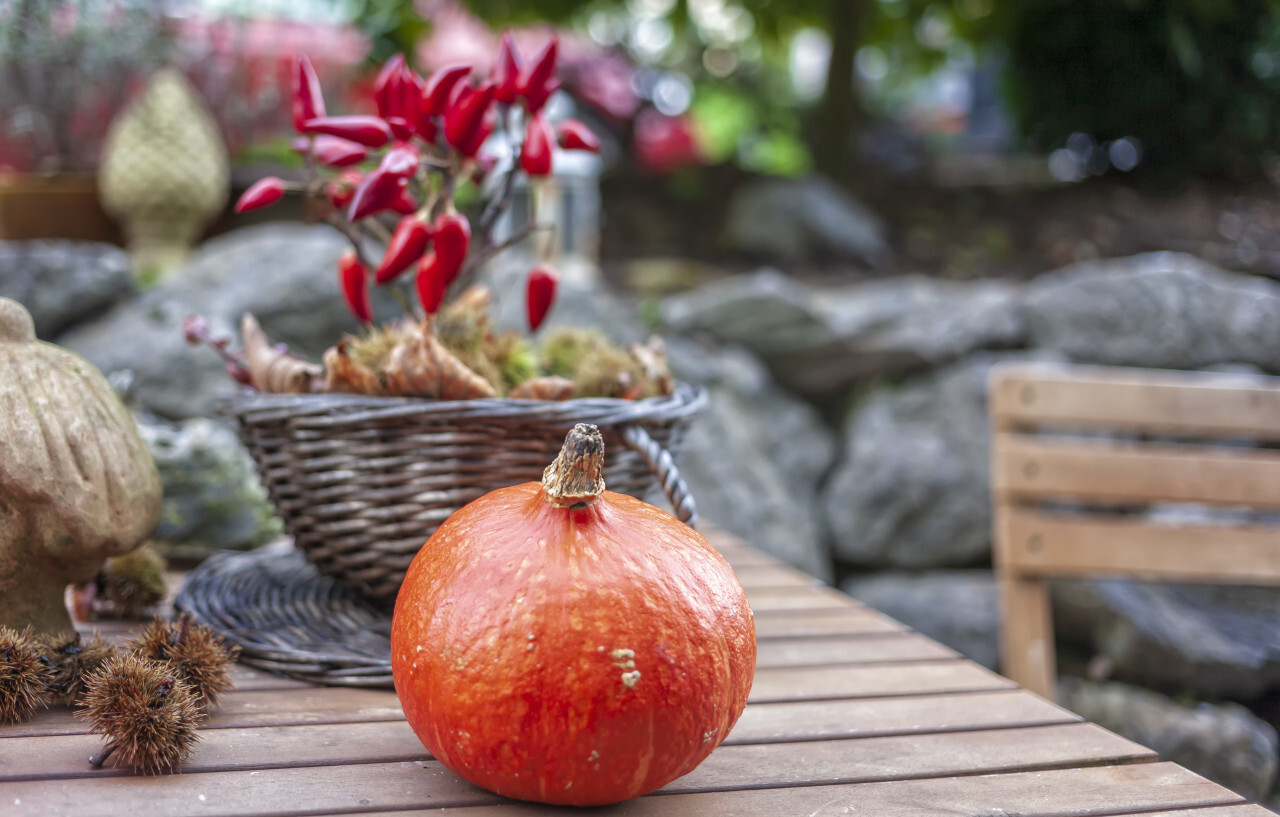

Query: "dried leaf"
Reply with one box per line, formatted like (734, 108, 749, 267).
(509, 375, 576, 401)
(385, 325, 497, 400)
(322, 339, 389, 396)
(241, 314, 321, 394)
(630, 335, 675, 397)
(446, 284, 493, 322)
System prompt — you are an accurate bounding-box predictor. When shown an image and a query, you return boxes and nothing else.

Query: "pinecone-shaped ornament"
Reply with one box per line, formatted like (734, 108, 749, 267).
(98, 68, 229, 279)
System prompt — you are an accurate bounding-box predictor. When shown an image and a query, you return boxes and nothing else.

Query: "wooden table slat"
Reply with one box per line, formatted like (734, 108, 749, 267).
(754, 632, 957, 667)
(2, 755, 1217, 817)
(725, 563, 823, 590)
(726, 689, 1080, 744)
(743, 585, 862, 611)
(7, 687, 404, 738)
(16, 634, 969, 738)
(384, 763, 1244, 817)
(752, 607, 907, 639)
(748, 659, 1015, 702)
(0, 722, 1155, 813)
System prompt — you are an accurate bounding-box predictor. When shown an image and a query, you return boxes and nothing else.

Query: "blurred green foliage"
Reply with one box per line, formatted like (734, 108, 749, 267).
(378, 0, 1280, 180)
(347, 0, 432, 64)
(1001, 0, 1280, 177)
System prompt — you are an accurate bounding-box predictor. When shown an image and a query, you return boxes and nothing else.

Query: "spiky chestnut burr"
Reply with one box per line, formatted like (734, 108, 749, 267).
(0, 626, 52, 723)
(39, 631, 119, 705)
(126, 614, 239, 709)
(80, 653, 205, 774)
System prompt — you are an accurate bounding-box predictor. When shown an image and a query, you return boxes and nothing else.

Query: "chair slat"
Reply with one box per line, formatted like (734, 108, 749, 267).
(993, 434, 1280, 509)
(998, 507, 1280, 583)
(991, 364, 1280, 440)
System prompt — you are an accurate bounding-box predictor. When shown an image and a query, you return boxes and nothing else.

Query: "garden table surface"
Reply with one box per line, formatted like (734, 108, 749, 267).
(0, 528, 1271, 817)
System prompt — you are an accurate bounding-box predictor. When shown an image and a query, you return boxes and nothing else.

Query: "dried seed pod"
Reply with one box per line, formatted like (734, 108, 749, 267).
(100, 545, 167, 619)
(80, 653, 204, 774)
(0, 625, 52, 723)
(127, 615, 238, 709)
(39, 631, 119, 705)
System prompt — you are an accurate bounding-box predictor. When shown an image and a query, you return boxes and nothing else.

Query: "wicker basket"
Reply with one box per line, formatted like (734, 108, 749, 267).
(224, 383, 706, 602)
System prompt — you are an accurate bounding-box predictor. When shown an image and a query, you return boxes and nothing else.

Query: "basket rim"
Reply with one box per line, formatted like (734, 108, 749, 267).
(220, 380, 708, 428)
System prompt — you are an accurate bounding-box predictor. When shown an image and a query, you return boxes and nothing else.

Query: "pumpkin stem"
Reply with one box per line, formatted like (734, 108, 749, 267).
(543, 423, 606, 509)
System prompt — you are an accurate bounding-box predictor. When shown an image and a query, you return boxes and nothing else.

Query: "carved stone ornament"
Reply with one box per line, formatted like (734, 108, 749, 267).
(0, 297, 162, 635)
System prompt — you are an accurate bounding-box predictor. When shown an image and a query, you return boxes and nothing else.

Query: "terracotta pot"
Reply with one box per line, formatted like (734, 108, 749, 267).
(0, 173, 123, 245)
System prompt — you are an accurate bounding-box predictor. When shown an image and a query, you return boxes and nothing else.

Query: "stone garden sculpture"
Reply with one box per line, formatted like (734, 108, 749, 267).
(0, 297, 161, 635)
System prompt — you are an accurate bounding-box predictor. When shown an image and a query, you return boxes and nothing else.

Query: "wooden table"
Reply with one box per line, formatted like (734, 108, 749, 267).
(1, 530, 1271, 816)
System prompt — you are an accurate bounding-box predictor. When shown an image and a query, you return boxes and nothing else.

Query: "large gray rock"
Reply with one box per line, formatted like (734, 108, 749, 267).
(662, 270, 1025, 394)
(1054, 581, 1280, 701)
(668, 339, 836, 581)
(824, 352, 1058, 569)
(0, 240, 134, 338)
(1023, 252, 1280, 372)
(724, 176, 892, 269)
(842, 570, 999, 669)
(138, 416, 281, 560)
(1058, 677, 1278, 801)
(58, 224, 398, 418)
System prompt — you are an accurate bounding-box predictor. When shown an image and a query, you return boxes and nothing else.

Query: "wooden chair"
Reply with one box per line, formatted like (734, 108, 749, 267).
(988, 362, 1280, 701)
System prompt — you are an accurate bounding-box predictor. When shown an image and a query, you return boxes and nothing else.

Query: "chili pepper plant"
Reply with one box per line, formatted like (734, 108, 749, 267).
(199, 35, 672, 403)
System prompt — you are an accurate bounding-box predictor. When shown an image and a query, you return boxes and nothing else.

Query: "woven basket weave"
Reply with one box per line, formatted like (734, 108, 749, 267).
(224, 383, 706, 602)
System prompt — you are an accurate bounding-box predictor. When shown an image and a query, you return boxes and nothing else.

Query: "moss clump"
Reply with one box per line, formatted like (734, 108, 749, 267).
(487, 332, 538, 393)
(539, 328, 650, 399)
(100, 545, 167, 619)
(345, 321, 415, 383)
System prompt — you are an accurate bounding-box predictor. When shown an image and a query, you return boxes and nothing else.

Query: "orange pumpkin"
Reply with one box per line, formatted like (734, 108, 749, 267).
(390, 423, 756, 806)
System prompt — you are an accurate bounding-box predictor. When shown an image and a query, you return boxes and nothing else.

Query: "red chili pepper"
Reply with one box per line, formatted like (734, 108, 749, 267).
(292, 135, 368, 167)
(416, 252, 447, 315)
(384, 117, 415, 141)
(432, 213, 471, 286)
(339, 250, 373, 324)
(390, 188, 419, 215)
(421, 64, 472, 116)
(519, 36, 560, 113)
(304, 115, 392, 148)
(444, 81, 496, 158)
(326, 169, 364, 209)
(557, 119, 601, 153)
(347, 168, 408, 221)
(521, 112, 554, 177)
(376, 215, 433, 285)
(379, 143, 420, 178)
(526, 265, 558, 331)
(291, 54, 326, 133)
(374, 54, 409, 119)
(235, 177, 285, 213)
(492, 32, 524, 104)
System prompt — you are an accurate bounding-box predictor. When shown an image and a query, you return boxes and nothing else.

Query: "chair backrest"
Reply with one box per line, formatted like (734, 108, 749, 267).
(988, 362, 1280, 700)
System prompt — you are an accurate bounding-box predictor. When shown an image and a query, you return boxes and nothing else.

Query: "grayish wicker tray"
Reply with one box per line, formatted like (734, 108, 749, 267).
(224, 383, 706, 602)
(175, 540, 396, 687)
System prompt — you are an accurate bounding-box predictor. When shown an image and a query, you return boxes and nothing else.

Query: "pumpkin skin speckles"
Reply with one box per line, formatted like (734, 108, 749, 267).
(390, 425, 755, 807)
